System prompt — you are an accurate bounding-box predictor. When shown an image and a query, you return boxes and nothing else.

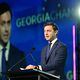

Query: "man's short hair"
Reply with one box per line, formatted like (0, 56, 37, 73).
(0, 2, 12, 16)
(44, 22, 58, 31)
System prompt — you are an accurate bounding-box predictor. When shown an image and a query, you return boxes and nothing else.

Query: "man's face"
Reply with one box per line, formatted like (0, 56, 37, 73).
(0, 11, 11, 44)
(44, 25, 58, 41)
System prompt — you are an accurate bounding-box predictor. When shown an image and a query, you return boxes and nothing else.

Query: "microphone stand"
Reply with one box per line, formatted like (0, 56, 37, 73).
(8, 47, 36, 71)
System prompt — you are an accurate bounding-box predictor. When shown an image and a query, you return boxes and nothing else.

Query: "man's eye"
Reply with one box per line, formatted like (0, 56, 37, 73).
(0, 22, 5, 26)
(47, 30, 51, 32)
(0, 21, 11, 26)
(8, 21, 10, 24)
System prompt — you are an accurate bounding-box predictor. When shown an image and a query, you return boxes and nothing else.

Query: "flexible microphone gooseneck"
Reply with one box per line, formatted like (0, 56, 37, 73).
(29, 48, 38, 65)
(8, 47, 36, 71)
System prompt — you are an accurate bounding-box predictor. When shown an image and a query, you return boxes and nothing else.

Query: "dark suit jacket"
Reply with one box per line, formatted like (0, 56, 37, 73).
(41, 40, 67, 80)
(6, 44, 27, 71)
(0, 44, 27, 80)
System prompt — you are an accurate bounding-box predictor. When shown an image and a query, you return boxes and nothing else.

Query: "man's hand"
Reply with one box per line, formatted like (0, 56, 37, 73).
(25, 65, 37, 69)
(20, 65, 39, 70)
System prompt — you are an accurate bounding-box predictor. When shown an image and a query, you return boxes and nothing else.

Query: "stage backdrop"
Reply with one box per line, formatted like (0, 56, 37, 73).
(0, 0, 78, 80)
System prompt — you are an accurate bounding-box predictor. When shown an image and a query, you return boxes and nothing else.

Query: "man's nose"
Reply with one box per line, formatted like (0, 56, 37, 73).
(4, 23, 9, 31)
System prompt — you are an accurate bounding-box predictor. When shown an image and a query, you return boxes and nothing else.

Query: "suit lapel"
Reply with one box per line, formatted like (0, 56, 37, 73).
(8, 44, 13, 62)
(46, 40, 59, 63)
(7, 44, 14, 70)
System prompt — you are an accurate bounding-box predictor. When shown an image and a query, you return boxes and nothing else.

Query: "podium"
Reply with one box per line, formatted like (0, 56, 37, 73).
(7, 69, 60, 80)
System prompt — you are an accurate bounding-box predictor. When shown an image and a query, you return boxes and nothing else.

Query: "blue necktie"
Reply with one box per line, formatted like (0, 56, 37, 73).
(2, 48, 7, 80)
(46, 43, 51, 60)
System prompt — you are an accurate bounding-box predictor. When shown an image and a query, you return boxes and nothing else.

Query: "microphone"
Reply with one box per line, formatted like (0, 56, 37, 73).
(8, 47, 35, 71)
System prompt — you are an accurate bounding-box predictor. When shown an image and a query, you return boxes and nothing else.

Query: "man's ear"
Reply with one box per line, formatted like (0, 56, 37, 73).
(55, 30, 58, 35)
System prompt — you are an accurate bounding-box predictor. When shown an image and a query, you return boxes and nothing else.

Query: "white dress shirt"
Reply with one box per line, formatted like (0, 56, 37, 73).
(49, 38, 58, 50)
(0, 42, 10, 72)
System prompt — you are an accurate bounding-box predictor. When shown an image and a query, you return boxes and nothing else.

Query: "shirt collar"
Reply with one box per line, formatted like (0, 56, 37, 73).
(0, 41, 10, 51)
(48, 38, 57, 44)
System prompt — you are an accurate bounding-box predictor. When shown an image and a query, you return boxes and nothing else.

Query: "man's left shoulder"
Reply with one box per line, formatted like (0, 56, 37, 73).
(58, 40, 67, 48)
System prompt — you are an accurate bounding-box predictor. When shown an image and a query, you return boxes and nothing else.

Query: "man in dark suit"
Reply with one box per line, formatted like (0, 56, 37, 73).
(0, 2, 27, 80)
(40, 22, 67, 80)
(25, 22, 67, 80)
